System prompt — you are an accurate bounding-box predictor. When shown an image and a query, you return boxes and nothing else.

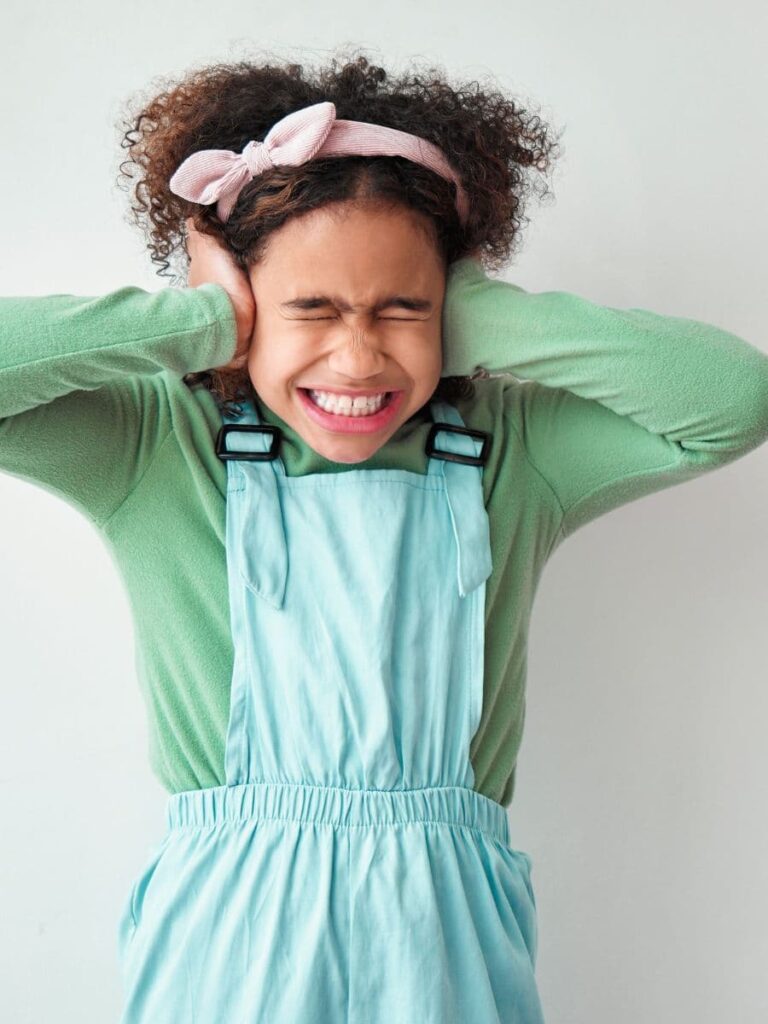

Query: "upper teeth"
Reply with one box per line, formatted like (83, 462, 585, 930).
(308, 390, 389, 416)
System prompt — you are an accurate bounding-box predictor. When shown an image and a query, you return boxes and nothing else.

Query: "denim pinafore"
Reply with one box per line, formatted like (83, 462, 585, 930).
(116, 394, 544, 1023)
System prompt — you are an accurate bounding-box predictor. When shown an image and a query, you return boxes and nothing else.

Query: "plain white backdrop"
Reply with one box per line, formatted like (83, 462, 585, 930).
(1, 2, 767, 1021)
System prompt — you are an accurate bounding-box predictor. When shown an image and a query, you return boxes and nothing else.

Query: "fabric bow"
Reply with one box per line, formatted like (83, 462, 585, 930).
(169, 102, 337, 222)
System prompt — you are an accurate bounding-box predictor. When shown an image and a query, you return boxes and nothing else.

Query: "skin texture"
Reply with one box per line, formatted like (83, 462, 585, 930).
(186, 217, 256, 358)
(186, 204, 448, 464)
(243, 203, 447, 464)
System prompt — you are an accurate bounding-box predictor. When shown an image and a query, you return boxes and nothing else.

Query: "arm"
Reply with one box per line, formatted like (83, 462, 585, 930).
(442, 257, 768, 539)
(0, 283, 238, 526)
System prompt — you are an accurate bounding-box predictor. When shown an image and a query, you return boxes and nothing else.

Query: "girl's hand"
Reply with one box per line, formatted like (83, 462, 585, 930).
(184, 217, 255, 371)
(440, 254, 490, 378)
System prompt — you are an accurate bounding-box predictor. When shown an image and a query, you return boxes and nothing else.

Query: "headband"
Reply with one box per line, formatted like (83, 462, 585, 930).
(168, 100, 469, 226)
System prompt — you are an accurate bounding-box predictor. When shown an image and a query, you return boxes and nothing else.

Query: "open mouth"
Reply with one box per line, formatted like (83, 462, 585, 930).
(298, 388, 396, 417)
(296, 387, 404, 433)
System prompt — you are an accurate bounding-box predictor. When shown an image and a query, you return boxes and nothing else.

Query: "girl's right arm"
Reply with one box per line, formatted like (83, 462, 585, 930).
(0, 282, 239, 526)
(0, 221, 254, 528)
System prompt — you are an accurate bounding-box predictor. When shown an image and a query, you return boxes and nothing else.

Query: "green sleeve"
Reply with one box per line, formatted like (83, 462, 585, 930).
(0, 282, 238, 526)
(442, 257, 768, 539)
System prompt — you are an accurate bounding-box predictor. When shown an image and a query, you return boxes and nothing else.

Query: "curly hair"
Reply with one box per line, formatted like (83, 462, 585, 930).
(115, 45, 564, 415)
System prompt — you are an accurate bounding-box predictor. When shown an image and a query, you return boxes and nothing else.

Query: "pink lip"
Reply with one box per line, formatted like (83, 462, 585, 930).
(297, 387, 405, 435)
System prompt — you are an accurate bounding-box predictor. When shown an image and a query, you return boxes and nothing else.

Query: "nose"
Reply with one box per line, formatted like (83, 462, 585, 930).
(325, 324, 388, 379)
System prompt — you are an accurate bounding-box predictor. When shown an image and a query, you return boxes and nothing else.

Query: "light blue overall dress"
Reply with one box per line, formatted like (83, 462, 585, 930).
(116, 393, 544, 1023)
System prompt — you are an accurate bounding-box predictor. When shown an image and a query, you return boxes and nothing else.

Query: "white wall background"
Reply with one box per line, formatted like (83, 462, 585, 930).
(1, 2, 766, 1022)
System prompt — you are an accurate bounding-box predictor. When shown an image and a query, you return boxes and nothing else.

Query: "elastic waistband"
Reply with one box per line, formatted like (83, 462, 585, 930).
(166, 781, 510, 845)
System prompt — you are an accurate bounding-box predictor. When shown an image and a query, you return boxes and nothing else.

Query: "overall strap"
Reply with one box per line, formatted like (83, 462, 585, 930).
(427, 400, 494, 598)
(218, 397, 288, 609)
(215, 395, 494, 605)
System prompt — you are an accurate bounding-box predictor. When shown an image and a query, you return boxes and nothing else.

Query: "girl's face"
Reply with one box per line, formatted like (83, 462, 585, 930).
(245, 203, 447, 464)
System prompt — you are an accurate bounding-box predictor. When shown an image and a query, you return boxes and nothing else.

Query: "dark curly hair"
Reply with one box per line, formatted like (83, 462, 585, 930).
(115, 45, 563, 415)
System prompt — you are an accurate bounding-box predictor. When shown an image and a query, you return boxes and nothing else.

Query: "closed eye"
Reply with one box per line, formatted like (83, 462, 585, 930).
(299, 316, 419, 322)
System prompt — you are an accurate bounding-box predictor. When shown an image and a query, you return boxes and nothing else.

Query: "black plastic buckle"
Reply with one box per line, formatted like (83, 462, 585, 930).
(426, 422, 491, 466)
(215, 424, 282, 461)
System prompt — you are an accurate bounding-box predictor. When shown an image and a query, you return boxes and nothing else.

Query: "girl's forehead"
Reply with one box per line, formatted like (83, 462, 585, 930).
(269, 202, 438, 253)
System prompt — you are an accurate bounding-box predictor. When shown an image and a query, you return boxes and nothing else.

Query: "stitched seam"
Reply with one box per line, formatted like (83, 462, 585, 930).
(279, 477, 442, 491)
(558, 449, 685, 536)
(174, 780, 489, 796)
(501, 414, 567, 525)
(98, 427, 175, 528)
(165, 818, 505, 841)
(502, 393, 688, 541)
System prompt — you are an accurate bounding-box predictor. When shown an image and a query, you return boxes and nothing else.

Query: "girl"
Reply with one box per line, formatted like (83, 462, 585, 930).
(3, 51, 768, 1023)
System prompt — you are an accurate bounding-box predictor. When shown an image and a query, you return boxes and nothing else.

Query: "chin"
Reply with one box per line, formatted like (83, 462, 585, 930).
(310, 435, 388, 465)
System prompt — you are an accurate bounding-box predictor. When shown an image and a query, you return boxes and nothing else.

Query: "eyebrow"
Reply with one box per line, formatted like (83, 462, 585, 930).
(280, 294, 433, 314)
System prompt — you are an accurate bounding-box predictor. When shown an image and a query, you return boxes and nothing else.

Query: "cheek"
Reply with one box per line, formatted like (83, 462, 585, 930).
(401, 332, 442, 381)
(246, 334, 301, 390)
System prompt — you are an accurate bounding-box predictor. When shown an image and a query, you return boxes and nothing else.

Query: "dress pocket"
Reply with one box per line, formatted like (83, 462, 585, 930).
(488, 837, 539, 969)
(117, 834, 171, 953)
(512, 847, 538, 968)
(514, 848, 537, 912)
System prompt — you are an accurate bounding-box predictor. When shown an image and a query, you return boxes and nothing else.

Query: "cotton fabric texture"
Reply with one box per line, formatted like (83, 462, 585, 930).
(116, 394, 542, 1022)
(1, 258, 767, 809)
(3, 256, 768, 1020)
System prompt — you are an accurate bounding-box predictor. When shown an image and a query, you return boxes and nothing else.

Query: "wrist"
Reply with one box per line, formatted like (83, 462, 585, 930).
(441, 259, 489, 377)
(223, 290, 255, 355)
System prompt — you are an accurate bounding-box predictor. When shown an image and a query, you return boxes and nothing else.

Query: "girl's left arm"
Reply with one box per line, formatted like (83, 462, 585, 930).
(441, 257, 768, 541)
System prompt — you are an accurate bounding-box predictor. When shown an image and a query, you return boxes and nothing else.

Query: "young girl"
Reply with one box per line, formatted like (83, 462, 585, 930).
(3, 51, 768, 1023)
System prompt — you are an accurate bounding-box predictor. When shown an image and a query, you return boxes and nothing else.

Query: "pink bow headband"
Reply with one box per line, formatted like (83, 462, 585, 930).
(168, 100, 469, 226)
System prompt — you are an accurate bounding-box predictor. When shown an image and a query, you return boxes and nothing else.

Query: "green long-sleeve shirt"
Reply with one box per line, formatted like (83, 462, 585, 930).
(2, 257, 767, 807)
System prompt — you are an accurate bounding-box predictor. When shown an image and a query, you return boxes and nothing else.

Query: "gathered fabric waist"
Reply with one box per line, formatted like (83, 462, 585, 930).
(165, 780, 511, 845)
